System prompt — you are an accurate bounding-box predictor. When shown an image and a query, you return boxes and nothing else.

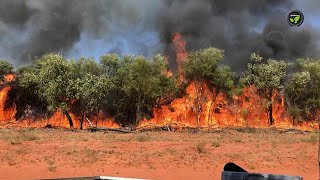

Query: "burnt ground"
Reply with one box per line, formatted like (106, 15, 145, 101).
(0, 128, 317, 180)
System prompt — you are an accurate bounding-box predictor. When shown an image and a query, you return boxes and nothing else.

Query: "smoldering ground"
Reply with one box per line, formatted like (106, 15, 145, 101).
(0, 0, 319, 72)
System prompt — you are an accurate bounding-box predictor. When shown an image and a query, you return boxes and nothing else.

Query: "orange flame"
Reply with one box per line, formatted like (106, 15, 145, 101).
(4, 74, 16, 83)
(172, 32, 187, 63)
(0, 74, 17, 122)
(0, 74, 119, 129)
(10, 111, 120, 129)
(138, 33, 317, 131)
(172, 32, 187, 81)
(0, 86, 16, 122)
(0, 46, 317, 131)
(138, 82, 317, 131)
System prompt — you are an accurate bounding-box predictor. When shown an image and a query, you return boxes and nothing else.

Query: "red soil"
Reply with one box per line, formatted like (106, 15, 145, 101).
(0, 128, 317, 180)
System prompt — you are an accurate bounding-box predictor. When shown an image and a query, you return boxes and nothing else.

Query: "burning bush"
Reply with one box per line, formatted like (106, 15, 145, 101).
(101, 54, 179, 125)
(14, 53, 178, 128)
(0, 39, 318, 130)
(241, 53, 289, 125)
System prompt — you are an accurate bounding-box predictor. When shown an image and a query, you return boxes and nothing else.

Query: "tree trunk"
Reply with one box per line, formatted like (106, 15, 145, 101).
(207, 89, 218, 127)
(268, 103, 274, 125)
(195, 82, 200, 127)
(194, 81, 204, 127)
(80, 110, 86, 130)
(207, 101, 213, 126)
(64, 110, 73, 128)
(136, 93, 143, 125)
(267, 91, 274, 125)
(136, 103, 141, 125)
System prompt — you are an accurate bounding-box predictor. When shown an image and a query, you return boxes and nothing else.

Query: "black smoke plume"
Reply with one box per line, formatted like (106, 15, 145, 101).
(158, 0, 319, 72)
(0, 0, 319, 72)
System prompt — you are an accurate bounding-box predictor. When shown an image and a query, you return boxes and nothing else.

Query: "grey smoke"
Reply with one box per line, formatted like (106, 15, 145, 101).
(0, 0, 163, 65)
(0, 0, 319, 72)
(158, 0, 319, 71)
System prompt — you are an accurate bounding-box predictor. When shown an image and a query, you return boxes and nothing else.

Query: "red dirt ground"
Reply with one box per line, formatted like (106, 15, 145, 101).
(0, 128, 317, 180)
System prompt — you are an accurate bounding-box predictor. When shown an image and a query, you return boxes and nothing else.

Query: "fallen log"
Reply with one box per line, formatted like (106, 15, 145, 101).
(87, 127, 132, 133)
(136, 123, 223, 133)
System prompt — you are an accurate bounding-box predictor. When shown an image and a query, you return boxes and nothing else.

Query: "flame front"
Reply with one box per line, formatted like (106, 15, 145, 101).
(0, 37, 317, 131)
(0, 75, 119, 129)
(6, 111, 119, 129)
(138, 82, 317, 131)
(138, 33, 317, 131)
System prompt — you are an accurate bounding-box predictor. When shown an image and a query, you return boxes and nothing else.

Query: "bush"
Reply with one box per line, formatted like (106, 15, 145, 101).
(0, 60, 13, 80)
(287, 106, 302, 122)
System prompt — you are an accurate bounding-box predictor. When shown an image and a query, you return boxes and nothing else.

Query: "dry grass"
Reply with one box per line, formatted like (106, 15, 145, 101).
(15, 148, 32, 155)
(0, 129, 40, 145)
(48, 166, 57, 172)
(136, 134, 151, 142)
(193, 141, 207, 154)
(235, 127, 262, 134)
(2, 152, 18, 166)
(211, 141, 220, 147)
(166, 147, 178, 156)
(224, 153, 243, 160)
(299, 133, 318, 144)
(64, 148, 113, 165)
(44, 156, 55, 166)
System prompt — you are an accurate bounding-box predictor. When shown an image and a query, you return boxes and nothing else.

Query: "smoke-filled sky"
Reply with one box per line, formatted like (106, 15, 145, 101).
(0, 0, 319, 72)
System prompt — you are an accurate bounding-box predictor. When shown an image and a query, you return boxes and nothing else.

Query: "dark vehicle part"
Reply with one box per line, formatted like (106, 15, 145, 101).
(222, 162, 302, 180)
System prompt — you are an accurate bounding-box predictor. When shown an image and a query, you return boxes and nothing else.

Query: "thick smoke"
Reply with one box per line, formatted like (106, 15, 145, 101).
(0, 0, 319, 72)
(158, 0, 319, 71)
(0, 0, 163, 64)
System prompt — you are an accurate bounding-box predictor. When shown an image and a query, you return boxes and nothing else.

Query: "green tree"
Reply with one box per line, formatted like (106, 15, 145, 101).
(100, 54, 120, 77)
(19, 55, 115, 129)
(19, 53, 75, 127)
(0, 60, 13, 81)
(182, 47, 235, 94)
(101, 54, 178, 125)
(182, 47, 235, 126)
(285, 58, 320, 121)
(68, 58, 113, 129)
(241, 52, 288, 125)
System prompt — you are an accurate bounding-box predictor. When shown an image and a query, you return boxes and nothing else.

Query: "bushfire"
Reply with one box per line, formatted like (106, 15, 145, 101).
(0, 33, 317, 131)
(138, 33, 317, 131)
(0, 74, 118, 129)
